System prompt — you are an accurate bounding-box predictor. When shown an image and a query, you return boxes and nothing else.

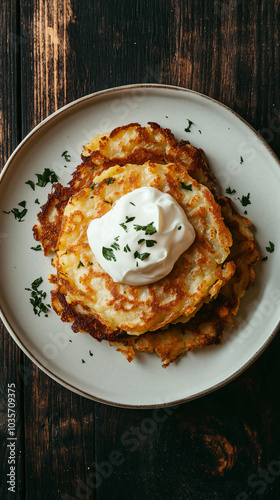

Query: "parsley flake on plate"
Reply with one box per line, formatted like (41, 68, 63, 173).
(61, 151, 71, 162)
(226, 187, 236, 195)
(184, 119, 193, 133)
(25, 277, 50, 317)
(238, 193, 251, 207)
(36, 168, 58, 187)
(266, 241, 275, 253)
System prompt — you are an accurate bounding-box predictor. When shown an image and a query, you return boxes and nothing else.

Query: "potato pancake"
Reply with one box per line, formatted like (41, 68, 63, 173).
(33, 123, 259, 366)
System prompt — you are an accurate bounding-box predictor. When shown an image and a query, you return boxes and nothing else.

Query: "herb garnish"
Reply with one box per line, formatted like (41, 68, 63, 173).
(106, 177, 115, 185)
(35, 198, 40, 204)
(266, 241, 275, 253)
(178, 226, 182, 230)
(181, 141, 188, 146)
(77, 261, 84, 268)
(88, 261, 93, 265)
(138, 238, 145, 244)
(133, 221, 157, 235)
(82, 359, 85, 363)
(36, 168, 58, 187)
(125, 216, 135, 223)
(102, 247, 116, 261)
(31, 245, 42, 251)
(146, 240, 157, 248)
(185, 119, 193, 133)
(124, 244, 131, 253)
(90, 183, 96, 190)
(25, 277, 50, 317)
(61, 151, 71, 162)
(103, 200, 112, 204)
(226, 187, 236, 195)
(180, 182, 193, 191)
(114, 236, 120, 241)
(134, 251, 150, 261)
(3, 201, 28, 222)
(89, 350, 93, 357)
(120, 222, 127, 232)
(238, 193, 251, 207)
(240, 156, 244, 164)
(261, 257, 268, 262)
(198, 130, 202, 134)
(25, 180, 35, 190)
(130, 202, 135, 206)
(111, 242, 120, 251)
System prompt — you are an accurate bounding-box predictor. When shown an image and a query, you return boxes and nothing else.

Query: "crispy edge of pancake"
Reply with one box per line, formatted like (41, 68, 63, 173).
(33, 123, 216, 254)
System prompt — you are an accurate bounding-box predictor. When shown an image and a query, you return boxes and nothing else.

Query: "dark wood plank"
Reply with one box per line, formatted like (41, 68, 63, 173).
(18, 1, 98, 498)
(0, 2, 26, 499)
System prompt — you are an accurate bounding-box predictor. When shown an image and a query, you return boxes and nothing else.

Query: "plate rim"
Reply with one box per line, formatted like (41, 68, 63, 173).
(1, 83, 280, 409)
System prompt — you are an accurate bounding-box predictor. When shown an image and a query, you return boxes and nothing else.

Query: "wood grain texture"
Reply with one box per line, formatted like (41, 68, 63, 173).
(0, 2, 25, 499)
(0, 0, 279, 499)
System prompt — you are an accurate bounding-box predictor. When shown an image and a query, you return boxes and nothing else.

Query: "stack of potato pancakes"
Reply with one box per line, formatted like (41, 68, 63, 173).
(33, 123, 259, 367)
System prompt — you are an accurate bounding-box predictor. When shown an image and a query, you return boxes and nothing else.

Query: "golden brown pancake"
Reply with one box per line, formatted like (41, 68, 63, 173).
(33, 122, 259, 366)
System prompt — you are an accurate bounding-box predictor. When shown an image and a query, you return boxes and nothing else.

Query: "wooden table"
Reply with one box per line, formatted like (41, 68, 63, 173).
(1, 1, 280, 499)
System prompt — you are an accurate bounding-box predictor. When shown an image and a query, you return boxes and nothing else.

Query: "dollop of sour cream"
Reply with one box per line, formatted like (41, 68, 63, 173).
(87, 187, 195, 286)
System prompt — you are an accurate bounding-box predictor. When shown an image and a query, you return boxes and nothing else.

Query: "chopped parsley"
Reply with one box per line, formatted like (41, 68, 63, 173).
(120, 222, 127, 232)
(261, 257, 268, 262)
(88, 261, 93, 265)
(124, 244, 131, 253)
(134, 251, 150, 261)
(77, 261, 84, 269)
(114, 236, 120, 241)
(25, 180, 35, 190)
(25, 277, 50, 317)
(266, 241, 275, 253)
(198, 130, 202, 134)
(226, 187, 236, 195)
(181, 141, 188, 146)
(184, 119, 193, 133)
(36, 168, 58, 187)
(125, 216, 135, 223)
(3, 201, 28, 222)
(35, 198, 40, 204)
(102, 247, 116, 261)
(69, 339, 72, 342)
(103, 200, 112, 204)
(90, 167, 95, 171)
(133, 221, 157, 235)
(138, 238, 145, 244)
(61, 151, 71, 162)
(31, 245, 42, 251)
(180, 182, 193, 191)
(238, 193, 251, 207)
(90, 182, 96, 190)
(130, 202, 135, 206)
(146, 239, 157, 248)
(89, 350, 93, 357)
(111, 242, 120, 251)
(82, 359, 85, 363)
(106, 177, 115, 185)
(178, 226, 182, 230)
(240, 156, 244, 164)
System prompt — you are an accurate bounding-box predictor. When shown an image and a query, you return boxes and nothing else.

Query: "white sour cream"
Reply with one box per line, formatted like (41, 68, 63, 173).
(87, 187, 195, 286)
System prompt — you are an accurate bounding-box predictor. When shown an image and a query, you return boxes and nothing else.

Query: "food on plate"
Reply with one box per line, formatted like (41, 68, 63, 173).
(33, 122, 259, 366)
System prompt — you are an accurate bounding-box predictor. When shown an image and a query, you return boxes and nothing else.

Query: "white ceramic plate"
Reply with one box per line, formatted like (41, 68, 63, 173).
(1, 84, 280, 408)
